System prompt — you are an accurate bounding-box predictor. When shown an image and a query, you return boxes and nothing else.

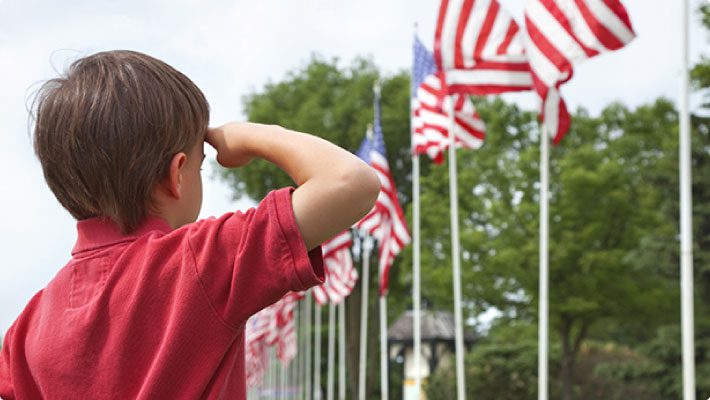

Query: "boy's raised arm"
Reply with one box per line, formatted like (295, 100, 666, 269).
(207, 122, 380, 250)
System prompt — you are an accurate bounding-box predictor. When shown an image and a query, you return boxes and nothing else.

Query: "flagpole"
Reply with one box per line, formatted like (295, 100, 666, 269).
(265, 347, 272, 398)
(277, 348, 281, 398)
(338, 302, 346, 400)
(371, 79, 391, 400)
(358, 236, 372, 400)
(447, 95, 466, 400)
(538, 123, 549, 400)
(680, 0, 696, 399)
(281, 361, 287, 399)
(300, 299, 306, 399)
(379, 294, 389, 400)
(296, 300, 308, 399)
(327, 302, 336, 400)
(315, 303, 323, 400)
(411, 23, 423, 400)
(295, 304, 301, 398)
(305, 292, 313, 400)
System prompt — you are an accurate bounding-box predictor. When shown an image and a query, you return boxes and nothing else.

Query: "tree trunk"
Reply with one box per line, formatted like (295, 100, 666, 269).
(558, 317, 589, 400)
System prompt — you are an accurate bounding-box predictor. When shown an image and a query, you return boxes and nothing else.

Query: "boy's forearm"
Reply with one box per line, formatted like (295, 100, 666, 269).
(242, 124, 365, 186)
(232, 123, 380, 249)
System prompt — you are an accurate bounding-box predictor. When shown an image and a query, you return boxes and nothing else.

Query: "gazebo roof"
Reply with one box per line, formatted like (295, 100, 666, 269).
(387, 310, 475, 344)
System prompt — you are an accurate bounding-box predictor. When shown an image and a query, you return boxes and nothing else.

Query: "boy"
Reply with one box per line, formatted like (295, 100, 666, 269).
(0, 50, 379, 399)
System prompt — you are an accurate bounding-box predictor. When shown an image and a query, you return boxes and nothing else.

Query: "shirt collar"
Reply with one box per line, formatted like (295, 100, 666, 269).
(72, 215, 173, 256)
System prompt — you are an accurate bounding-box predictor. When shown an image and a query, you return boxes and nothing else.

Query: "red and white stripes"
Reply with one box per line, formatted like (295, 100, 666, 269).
(312, 230, 358, 305)
(524, 0, 635, 142)
(357, 152, 411, 296)
(435, 0, 533, 95)
(245, 292, 304, 385)
(413, 71, 485, 164)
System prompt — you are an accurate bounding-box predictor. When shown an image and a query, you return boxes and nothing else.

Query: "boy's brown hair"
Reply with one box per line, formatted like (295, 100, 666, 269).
(32, 50, 209, 233)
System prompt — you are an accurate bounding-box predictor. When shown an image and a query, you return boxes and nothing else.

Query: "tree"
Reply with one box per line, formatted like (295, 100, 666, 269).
(405, 97, 678, 399)
(427, 322, 558, 400)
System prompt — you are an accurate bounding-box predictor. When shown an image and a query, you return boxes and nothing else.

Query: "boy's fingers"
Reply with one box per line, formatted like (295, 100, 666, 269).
(205, 127, 223, 150)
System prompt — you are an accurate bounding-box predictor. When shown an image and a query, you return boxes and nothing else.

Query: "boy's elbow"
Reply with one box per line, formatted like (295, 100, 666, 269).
(353, 163, 380, 215)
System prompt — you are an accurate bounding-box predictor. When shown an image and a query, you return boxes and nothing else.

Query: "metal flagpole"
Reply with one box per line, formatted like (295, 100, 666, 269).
(315, 304, 323, 400)
(264, 347, 268, 397)
(275, 350, 281, 399)
(305, 292, 313, 400)
(271, 348, 276, 398)
(538, 123, 549, 400)
(358, 236, 372, 400)
(411, 22, 423, 400)
(338, 302, 346, 400)
(281, 361, 287, 399)
(271, 347, 276, 398)
(327, 302, 336, 400)
(373, 78, 390, 400)
(296, 302, 308, 399)
(447, 95, 466, 400)
(379, 294, 389, 400)
(680, 1, 696, 399)
(294, 305, 301, 398)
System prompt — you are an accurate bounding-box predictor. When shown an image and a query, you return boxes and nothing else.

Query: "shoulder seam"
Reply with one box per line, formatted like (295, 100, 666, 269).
(185, 233, 240, 333)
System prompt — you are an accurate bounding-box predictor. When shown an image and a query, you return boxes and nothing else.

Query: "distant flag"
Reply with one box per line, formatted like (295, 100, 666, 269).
(274, 292, 303, 364)
(524, 0, 636, 142)
(312, 230, 358, 305)
(245, 291, 304, 387)
(356, 85, 411, 296)
(412, 35, 439, 97)
(412, 36, 485, 163)
(434, 0, 533, 95)
(245, 307, 273, 386)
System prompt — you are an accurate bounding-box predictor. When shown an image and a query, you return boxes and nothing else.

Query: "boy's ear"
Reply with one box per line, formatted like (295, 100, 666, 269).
(165, 152, 188, 200)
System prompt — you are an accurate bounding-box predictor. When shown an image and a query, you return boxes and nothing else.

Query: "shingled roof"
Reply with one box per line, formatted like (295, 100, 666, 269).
(388, 310, 475, 344)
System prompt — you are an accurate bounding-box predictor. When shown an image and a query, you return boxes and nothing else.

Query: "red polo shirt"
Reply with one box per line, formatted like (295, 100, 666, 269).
(0, 188, 324, 399)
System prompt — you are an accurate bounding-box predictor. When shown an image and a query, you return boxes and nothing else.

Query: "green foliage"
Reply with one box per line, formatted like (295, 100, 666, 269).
(692, 5, 710, 110)
(598, 324, 710, 398)
(410, 97, 679, 398)
(426, 322, 556, 400)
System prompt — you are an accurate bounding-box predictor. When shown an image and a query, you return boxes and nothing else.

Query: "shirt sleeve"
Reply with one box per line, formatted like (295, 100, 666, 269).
(185, 187, 324, 329)
(0, 326, 15, 400)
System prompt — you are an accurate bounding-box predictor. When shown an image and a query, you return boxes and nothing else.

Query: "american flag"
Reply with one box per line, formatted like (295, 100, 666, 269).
(312, 230, 358, 305)
(245, 292, 304, 387)
(356, 85, 411, 296)
(245, 307, 272, 386)
(274, 292, 303, 364)
(412, 36, 486, 164)
(524, 0, 635, 142)
(434, 0, 533, 95)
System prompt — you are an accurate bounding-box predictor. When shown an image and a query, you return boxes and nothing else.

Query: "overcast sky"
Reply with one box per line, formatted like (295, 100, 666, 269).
(0, 0, 707, 333)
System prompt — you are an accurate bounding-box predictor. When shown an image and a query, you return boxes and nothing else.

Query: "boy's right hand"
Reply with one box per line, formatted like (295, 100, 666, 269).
(206, 123, 257, 168)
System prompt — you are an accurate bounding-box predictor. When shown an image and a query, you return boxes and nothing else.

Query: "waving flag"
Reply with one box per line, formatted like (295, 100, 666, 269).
(245, 306, 274, 387)
(312, 230, 358, 305)
(434, 0, 532, 95)
(356, 86, 411, 296)
(245, 292, 304, 387)
(524, 0, 635, 142)
(273, 292, 303, 364)
(412, 36, 485, 163)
